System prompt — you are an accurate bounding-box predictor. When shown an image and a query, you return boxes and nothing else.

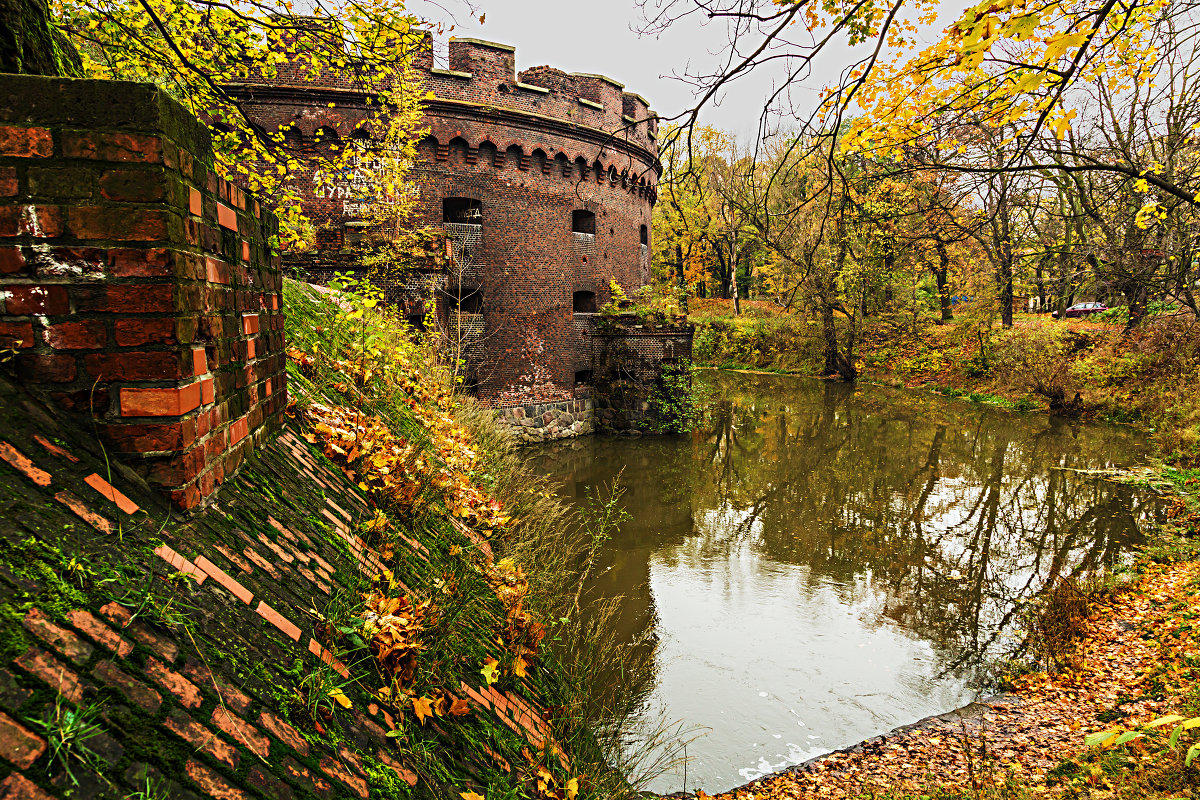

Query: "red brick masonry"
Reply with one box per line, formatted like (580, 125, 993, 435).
(235, 35, 664, 405)
(0, 76, 286, 510)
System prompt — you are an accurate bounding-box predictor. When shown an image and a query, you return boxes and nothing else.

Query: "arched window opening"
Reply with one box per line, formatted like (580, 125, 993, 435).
(479, 141, 499, 167)
(281, 125, 303, 147)
(573, 290, 597, 313)
(448, 137, 470, 164)
(640, 225, 649, 246)
(314, 126, 340, 148)
(574, 369, 593, 386)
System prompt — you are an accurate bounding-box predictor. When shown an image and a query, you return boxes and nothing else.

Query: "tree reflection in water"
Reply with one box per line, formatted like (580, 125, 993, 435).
(529, 372, 1162, 791)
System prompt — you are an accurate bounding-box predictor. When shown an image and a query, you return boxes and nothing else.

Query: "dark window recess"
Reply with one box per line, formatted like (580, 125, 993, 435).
(315, 228, 342, 250)
(314, 126, 340, 146)
(573, 291, 597, 313)
(574, 369, 593, 385)
(344, 222, 370, 247)
(443, 197, 483, 223)
(571, 210, 596, 234)
(462, 375, 480, 396)
(453, 289, 483, 313)
(406, 314, 426, 332)
(640, 225, 649, 245)
(351, 127, 371, 142)
(282, 125, 303, 147)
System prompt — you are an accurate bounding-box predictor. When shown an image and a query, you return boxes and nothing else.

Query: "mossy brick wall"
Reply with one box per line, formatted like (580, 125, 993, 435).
(589, 317, 694, 431)
(0, 369, 563, 799)
(0, 74, 286, 510)
(234, 35, 662, 409)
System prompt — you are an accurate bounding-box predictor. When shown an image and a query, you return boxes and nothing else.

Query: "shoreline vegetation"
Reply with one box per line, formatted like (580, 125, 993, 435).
(671, 298, 1200, 799)
(688, 298, 1200, 465)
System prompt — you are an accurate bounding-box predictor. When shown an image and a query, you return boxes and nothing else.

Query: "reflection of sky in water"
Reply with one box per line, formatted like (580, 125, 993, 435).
(640, 506, 968, 792)
(529, 373, 1162, 795)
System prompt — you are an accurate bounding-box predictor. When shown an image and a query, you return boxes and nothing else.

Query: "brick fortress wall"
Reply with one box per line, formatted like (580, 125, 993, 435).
(0, 74, 286, 509)
(234, 36, 682, 440)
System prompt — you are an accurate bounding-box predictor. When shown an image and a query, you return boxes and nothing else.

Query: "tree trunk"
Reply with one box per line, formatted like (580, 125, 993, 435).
(839, 241, 858, 382)
(999, 259, 1014, 327)
(730, 238, 741, 316)
(991, 178, 1014, 327)
(935, 240, 953, 323)
(1035, 259, 1046, 313)
(675, 243, 688, 313)
(713, 248, 729, 300)
(816, 274, 840, 377)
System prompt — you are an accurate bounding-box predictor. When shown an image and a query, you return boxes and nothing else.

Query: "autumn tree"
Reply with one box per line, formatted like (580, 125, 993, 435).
(654, 125, 722, 299)
(641, 0, 1200, 326)
(53, 0, 431, 248)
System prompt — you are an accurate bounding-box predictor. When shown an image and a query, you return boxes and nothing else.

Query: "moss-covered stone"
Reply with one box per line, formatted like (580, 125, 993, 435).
(0, 0, 82, 78)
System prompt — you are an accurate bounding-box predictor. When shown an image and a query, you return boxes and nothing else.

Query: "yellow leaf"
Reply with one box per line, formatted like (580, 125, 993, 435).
(1014, 71, 1046, 93)
(1044, 32, 1087, 61)
(328, 688, 352, 709)
(412, 695, 434, 724)
(481, 658, 500, 685)
(514, 656, 528, 678)
(566, 778, 579, 799)
(461, 793, 485, 800)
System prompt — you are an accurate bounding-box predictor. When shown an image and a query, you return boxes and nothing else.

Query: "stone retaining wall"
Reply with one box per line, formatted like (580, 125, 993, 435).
(495, 397, 595, 443)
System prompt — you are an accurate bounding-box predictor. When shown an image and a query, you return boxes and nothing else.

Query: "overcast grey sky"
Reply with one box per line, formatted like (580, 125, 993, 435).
(411, 0, 966, 141)
(416, 0, 806, 138)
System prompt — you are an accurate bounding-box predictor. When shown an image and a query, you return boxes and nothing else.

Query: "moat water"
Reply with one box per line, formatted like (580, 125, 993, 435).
(528, 371, 1164, 794)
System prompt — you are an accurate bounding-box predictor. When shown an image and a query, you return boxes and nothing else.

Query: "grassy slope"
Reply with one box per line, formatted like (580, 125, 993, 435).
(282, 279, 655, 799)
(0, 278, 647, 800)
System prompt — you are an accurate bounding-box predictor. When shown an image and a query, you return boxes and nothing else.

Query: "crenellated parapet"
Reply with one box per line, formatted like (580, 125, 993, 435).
(233, 34, 659, 186)
(420, 131, 658, 205)
(414, 37, 659, 159)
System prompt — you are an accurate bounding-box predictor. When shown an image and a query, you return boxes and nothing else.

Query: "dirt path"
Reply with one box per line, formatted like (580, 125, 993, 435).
(708, 561, 1198, 799)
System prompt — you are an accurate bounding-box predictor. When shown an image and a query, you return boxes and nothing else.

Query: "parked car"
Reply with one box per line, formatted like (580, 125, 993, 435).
(1053, 302, 1109, 319)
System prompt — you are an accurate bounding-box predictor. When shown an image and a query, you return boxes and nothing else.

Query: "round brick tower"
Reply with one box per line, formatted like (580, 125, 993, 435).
(235, 35, 662, 419)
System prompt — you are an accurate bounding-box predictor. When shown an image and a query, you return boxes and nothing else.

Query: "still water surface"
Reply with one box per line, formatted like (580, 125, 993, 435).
(527, 371, 1163, 794)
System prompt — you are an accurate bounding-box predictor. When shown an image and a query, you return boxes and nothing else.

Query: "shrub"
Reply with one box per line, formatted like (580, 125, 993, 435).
(641, 359, 712, 434)
(991, 322, 1080, 413)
